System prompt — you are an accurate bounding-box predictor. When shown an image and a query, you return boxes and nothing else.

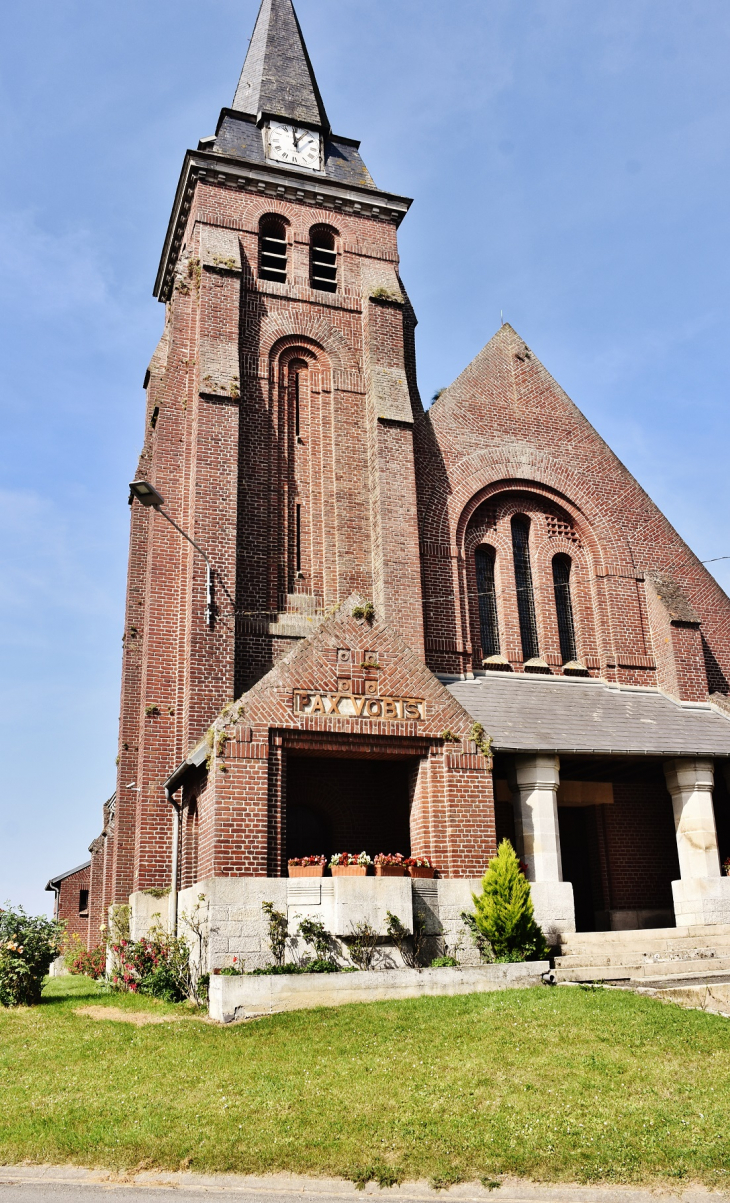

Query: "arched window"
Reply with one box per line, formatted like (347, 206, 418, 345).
(511, 516, 539, 661)
(552, 554, 577, 664)
(474, 545, 500, 659)
(259, 217, 287, 283)
(310, 228, 337, 293)
(286, 357, 309, 581)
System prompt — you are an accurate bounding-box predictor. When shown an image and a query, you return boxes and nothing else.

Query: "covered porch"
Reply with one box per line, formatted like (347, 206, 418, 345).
(449, 671, 730, 940)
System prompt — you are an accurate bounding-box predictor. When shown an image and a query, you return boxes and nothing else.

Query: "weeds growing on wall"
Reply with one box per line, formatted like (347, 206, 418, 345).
(262, 901, 289, 966)
(386, 909, 429, 968)
(297, 916, 334, 965)
(345, 921, 379, 971)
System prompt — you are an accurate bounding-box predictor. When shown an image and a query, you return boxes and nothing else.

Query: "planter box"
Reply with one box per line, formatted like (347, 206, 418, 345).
(288, 866, 325, 878)
(375, 865, 405, 877)
(331, 865, 368, 877)
(407, 867, 435, 879)
(209, 960, 551, 1022)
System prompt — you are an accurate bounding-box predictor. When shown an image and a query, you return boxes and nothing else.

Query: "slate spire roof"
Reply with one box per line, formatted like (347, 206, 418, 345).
(232, 0, 330, 131)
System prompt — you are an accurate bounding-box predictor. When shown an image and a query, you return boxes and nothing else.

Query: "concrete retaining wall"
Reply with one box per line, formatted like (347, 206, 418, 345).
(209, 960, 550, 1022)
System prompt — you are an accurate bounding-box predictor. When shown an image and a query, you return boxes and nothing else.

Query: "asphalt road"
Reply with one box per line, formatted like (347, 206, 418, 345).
(0, 1170, 725, 1203)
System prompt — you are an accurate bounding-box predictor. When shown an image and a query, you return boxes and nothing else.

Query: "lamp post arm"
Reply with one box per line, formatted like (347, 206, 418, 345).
(156, 505, 210, 564)
(155, 505, 214, 627)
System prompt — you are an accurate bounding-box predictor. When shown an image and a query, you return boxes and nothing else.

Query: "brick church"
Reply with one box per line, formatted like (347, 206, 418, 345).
(50, 0, 730, 957)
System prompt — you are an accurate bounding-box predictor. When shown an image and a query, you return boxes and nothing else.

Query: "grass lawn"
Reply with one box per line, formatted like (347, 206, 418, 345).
(0, 975, 729, 1186)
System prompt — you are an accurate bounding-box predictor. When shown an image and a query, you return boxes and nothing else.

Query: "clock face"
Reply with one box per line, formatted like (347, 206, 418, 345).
(266, 121, 321, 170)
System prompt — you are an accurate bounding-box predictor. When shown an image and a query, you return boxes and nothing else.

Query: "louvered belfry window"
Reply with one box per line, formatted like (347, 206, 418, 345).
(259, 217, 288, 283)
(310, 228, 337, 293)
(511, 516, 540, 662)
(475, 545, 500, 659)
(552, 554, 578, 664)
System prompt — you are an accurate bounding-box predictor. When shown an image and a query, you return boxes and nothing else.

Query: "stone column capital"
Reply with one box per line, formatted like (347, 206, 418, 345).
(664, 758, 714, 796)
(513, 753, 560, 792)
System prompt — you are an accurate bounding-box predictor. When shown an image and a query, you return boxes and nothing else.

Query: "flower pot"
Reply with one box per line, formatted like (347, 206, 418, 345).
(331, 865, 368, 876)
(407, 866, 435, 879)
(288, 865, 325, 877)
(375, 865, 405, 877)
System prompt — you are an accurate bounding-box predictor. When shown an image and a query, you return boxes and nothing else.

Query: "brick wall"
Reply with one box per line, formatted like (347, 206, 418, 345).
(105, 178, 428, 901)
(180, 604, 495, 879)
(599, 782, 680, 911)
(52, 866, 90, 947)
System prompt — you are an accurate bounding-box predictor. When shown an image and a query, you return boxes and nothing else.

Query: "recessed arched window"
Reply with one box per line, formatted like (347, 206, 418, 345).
(474, 545, 500, 659)
(511, 515, 539, 661)
(310, 227, 337, 293)
(259, 216, 288, 283)
(552, 554, 577, 664)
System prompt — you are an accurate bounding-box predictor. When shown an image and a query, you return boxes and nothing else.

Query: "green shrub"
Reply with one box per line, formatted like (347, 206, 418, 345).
(111, 925, 196, 1002)
(471, 840, 548, 962)
(305, 958, 341, 973)
(430, 955, 459, 968)
(63, 934, 106, 979)
(249, 961, 345, 976)
(250, 963, 305, 976)
(0, 905, 64, 1007)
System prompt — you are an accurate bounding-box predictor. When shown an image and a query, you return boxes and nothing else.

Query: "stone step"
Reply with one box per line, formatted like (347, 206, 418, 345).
(559, 925, 730, 959)
(555, 949, 730, 970)
(637, 966, 730, 989)
(555, 958, 730, 986)
(562, 921, 730, 945)
(555, 964, 636, 983)
(633, 955, 730, 978)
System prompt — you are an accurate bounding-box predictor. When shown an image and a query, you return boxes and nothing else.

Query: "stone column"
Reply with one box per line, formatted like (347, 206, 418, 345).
(511, 754, 575, 942)
(664, 758, 730, 927)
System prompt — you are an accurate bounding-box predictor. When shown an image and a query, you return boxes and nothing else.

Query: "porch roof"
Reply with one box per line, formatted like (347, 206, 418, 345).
(447, 673, 730, 757)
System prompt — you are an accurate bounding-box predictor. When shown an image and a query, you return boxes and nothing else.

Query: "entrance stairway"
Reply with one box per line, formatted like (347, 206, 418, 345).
(554, 924, 730, 990)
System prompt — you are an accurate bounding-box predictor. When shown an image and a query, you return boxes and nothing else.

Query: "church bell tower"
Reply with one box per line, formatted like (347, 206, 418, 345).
(113, 0, 425, 896)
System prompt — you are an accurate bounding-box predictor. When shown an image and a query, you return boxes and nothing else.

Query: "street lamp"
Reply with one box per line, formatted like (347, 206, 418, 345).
(129, 480, 214, 626)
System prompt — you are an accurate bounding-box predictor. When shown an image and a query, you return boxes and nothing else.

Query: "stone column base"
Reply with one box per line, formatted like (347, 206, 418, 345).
(672, 877, 730, 927)
(530, 881, 575, 945)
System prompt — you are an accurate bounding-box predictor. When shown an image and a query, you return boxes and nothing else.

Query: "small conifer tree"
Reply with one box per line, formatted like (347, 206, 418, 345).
(472, 840, 548, 961)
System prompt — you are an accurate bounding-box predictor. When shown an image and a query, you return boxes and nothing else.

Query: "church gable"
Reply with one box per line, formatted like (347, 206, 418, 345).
(416, 322, 730, 695)
(219, 595, 477, 742)
(188, 596, 496, 882)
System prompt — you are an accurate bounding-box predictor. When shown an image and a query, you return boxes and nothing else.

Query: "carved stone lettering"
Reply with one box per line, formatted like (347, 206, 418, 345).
(293, 690, 425, 721)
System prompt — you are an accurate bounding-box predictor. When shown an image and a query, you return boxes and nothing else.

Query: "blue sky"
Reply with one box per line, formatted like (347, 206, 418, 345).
(1, 0, 729, 914)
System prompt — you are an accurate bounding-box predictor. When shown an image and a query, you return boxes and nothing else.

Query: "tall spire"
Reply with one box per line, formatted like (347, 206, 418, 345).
(232, 0, 329, 130)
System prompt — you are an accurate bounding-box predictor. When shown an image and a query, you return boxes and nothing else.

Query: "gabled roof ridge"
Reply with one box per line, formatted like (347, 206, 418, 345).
(45, 860, 91, 891)
(426, 323, 525, 413)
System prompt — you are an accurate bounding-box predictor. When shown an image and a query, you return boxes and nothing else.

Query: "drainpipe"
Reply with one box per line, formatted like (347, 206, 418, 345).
(166, 786, 181, 936)
(163, 740, 208, 937)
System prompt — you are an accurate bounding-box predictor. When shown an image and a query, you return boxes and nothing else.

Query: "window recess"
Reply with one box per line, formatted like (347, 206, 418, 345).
(259, 220, 287, 283)
(310, 230, 337, 293)
(511, 516, 540, 662)
(552, 554, 578, 664)
(475, 546, 500, 659)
